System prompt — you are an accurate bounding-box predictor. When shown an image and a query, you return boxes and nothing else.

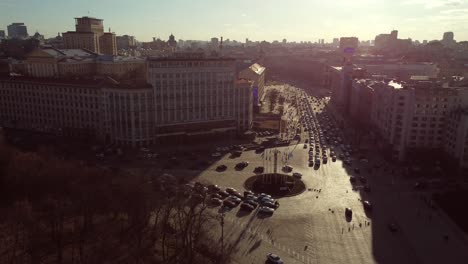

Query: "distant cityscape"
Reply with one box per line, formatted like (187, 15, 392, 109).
(1, 15, 468, 172)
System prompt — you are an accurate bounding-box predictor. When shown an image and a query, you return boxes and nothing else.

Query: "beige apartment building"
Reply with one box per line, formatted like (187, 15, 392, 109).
(63, 17, 117, 56)
(1, 53, 255, 147)
(368, 79, 468, 164)
(147, 52, 253, 138)
(238, 63, 265, 106)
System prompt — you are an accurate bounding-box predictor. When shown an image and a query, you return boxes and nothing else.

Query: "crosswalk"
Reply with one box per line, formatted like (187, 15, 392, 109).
(223, 215, 316, 264)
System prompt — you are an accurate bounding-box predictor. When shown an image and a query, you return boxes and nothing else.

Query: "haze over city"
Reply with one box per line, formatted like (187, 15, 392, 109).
(2, 0, 468, 41)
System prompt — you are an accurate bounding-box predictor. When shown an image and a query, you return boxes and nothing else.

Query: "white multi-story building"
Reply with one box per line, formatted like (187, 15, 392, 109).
(369, 79, 468, 161)
(147, 53, 253, 137)
(1, 53, 254, 147)
(238, 63, 265, 106)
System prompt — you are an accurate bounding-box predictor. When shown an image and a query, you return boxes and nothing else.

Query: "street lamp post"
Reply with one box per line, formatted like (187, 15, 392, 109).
(219, 213, 225, 263)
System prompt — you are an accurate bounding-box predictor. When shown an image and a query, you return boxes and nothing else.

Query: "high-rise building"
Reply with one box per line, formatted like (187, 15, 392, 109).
(239, 63, 266, 109)
(332, 38, 339, 47)
(210, 37, 219, 51)
(442, 31, 455, 47)
(168, 34, 177, 50)
(7, 23, 28, 39)
(116, 35, 136, 50)
(0, 30, 5, 39)
(62, 16, 117, 56)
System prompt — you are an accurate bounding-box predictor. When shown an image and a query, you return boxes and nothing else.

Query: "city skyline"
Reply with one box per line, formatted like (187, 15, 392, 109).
(1, 0, 468, 42)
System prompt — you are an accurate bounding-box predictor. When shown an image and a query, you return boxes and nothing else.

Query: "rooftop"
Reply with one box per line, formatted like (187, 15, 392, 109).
(388, 80, 404, 89)
(249, 63, 265, 75)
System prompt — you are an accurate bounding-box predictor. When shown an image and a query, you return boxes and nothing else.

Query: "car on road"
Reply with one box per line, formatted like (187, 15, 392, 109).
(244, 190, 254, 197)
(210, 198, 223, 206)
(263, 201, 279, 209)
(226, 187, 237, 194)
(207, 184, 220, 192)
(258, 193, 272, 199)
(260, 196, 276, 204)
(223, 200, 237, 208)
(216, 165, 227, 171)
(210, 193, 222, 199)
(254, 166, 264, 173)
(259, 206, 275, 216)
(266, 253, 284, 264)
(282, 165, 293, 172)
(218, 190, 230, 198)
(345, 207, 352, 217)
(240, 202, 255, 212)
(232, 192, 243, 199)
(244, 199, 258, 208)
(235, 161, 249, 170)
(293, 172, 302, 179)
(228, 196, 242, 203)
(363, 200, 372, 210)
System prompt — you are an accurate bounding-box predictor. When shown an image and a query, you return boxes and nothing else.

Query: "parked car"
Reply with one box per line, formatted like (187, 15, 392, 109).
(235, 161, 249, 170)
(345, 207, 352, 217)
(240, 203, 255, 212)
(244, 190, 254, 197)
(226, 187, 237, 194)
(216, 165, 227, 171)
(293, 172, 303, 179)
(223, 200, 236, 208)
(263, 201, 279, 209)
(282, 165, 293, 172)
(363, 200, 372, 210)
(232, 192, 243, 199)
(266, 253, 284, 264)
(207, 184, 220, 192)
(210, 198, 223, 206)
(218, 190, 230, 198)
(254, 166, 265, 173)
(258, 206, 275, 216)
(244, 199, 258, 208)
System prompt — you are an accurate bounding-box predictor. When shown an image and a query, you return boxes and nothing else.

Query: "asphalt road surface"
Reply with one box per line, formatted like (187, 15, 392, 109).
(189, 100, 468, 264)
(131, 91, 468, 264)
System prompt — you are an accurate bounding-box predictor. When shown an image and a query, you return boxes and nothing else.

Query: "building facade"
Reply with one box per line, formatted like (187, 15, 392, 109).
(116, 35, 136, 50)
(238, 63, 266, 107)
(444, 108, 468, 169)
(369, 80, 468, 161)
(63, 17, 117, 56)
(147, 53, 252, 137)
(7, 23, 28, 39)
(1, 53, 255, 147)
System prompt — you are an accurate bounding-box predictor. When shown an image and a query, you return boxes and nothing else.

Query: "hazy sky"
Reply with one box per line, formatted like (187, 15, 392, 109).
(1, 0, 468, 42)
